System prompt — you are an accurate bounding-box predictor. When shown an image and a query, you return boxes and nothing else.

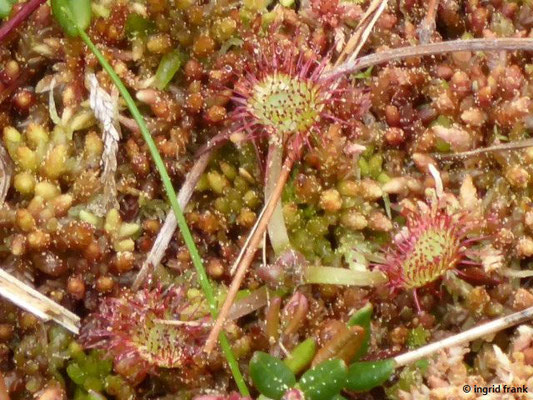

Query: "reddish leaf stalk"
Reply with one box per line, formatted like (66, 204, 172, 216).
(0, 0, 47, 43)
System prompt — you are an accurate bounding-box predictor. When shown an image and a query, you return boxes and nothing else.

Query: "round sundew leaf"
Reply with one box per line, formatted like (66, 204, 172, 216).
(299, 358, 347, 400)
(249, 352, 296, 400)
(345, 359, 396, 392)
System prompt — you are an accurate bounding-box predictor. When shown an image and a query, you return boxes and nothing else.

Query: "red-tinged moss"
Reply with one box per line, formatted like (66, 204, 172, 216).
(309, 0, 361, 29)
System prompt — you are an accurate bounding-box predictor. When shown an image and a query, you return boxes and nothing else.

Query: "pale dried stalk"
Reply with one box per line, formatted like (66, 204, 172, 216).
(0, 268, 80, 334)
(131, 150, 213, 290)
(88, 73, 121, 213)
(0, 144, 12, 205)
(334, 0, 388, 67)
(229, 192, 273, 276)
(326, 38, 533, 79)
(204, 154, 296, 353)
(394, 306, 533, 367)
(417, 0, 439, 44)
(265, 143, 291, 256)
(436, 138, 533, 158)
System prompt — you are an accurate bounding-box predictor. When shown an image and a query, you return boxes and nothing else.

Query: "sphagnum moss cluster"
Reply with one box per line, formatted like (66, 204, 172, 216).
(2, 0, 533, 399)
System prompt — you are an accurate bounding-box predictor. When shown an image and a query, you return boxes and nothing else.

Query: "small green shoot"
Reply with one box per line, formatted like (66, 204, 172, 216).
(347, 303, 373, 360)
(284, 338, 317, 374)
(155, 50, 184, 90)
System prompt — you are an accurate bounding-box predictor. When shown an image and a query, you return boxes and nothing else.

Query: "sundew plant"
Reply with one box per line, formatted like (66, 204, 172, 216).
(2, 0, 533, 399)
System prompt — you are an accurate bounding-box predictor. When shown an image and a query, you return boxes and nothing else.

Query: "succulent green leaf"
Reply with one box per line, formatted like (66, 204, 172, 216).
(284, 338, 317, 375)
(51, 0, 91, 37)
(155, 50, 184, 90)
(347, 303, 373, 360)
(250, 352, 296, 400)
(345, 359, 396, 392)
(299, 359, 347, 400)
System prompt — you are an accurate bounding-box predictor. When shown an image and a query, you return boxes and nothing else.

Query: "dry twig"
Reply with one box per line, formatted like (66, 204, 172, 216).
(394, 306, 533, 367)
(0, 144, 12, 205)
(435, 138, 533, 158)
(204, 153, 297, 352)
(417, 0, 439, 44)
(132, 150, 213, 290)
(0, 268, 80, 334)
(326, 38, 533, 78)
(335, 0, 388, 67)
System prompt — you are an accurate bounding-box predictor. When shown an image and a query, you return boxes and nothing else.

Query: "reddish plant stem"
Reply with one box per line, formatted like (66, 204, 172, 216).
(0, 0, 47, 43)
(204, 151, 297, 353)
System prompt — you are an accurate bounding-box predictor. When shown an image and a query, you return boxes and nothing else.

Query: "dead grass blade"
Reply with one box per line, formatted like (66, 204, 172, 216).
(132, 150, 213, 290)
(327, 38, 533, 78)
(88, 73, 121, 212)
(0, 268, 80, 334)
(435, 138, 533, 158)
(394, 305, 533, 367)
(334, 0, 388, 67)
(0, 144, 12, 205)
